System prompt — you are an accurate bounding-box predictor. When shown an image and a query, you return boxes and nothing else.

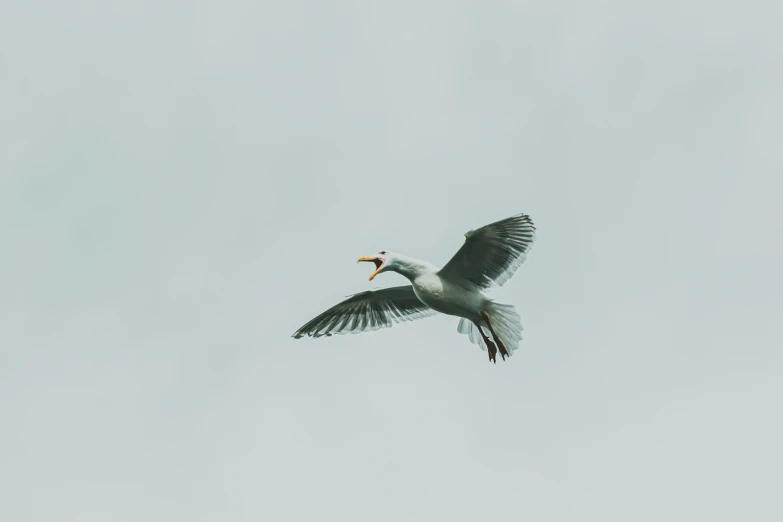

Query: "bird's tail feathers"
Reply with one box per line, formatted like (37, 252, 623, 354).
(457, 317, 487, 351)
(457, 302, 523, 356)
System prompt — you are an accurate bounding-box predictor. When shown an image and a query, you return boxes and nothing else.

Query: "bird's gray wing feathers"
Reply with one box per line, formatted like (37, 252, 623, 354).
(439, 213, 536, 289)
(292, 285, 436, 339)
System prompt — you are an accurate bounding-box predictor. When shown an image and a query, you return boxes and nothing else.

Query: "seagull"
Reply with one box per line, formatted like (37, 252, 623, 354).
(292, 213, 536, 363)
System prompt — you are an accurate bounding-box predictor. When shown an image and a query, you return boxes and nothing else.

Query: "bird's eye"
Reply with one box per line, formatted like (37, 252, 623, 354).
(380, 250, 386, 255)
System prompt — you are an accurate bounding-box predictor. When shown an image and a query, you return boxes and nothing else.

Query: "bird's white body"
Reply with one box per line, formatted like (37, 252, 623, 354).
(392, 256, 487, 322)
(413, 274, 486, 322)
(293, 213, 536, 363)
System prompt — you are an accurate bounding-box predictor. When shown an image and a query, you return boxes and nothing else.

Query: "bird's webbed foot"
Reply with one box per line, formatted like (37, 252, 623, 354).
(486, 340, 498, 364)
(496, 339, 509, 361)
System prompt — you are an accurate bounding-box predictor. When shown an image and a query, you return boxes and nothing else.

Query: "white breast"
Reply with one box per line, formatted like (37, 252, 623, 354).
(412, 273, 486, 322)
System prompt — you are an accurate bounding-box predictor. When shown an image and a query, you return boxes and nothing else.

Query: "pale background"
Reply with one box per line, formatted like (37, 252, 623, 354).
(2, 1, 781, 521)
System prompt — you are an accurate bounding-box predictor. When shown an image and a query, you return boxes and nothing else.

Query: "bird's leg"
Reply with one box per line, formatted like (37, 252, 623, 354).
(474, 322, 497, 364)
(483, 313, 509, 361)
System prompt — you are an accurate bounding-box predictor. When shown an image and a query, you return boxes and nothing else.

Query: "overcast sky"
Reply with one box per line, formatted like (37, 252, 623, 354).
(2, 1, 782, 521)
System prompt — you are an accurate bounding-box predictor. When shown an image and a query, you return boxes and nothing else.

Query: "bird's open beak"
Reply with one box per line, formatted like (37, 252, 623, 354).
(357, 256, 384, 280)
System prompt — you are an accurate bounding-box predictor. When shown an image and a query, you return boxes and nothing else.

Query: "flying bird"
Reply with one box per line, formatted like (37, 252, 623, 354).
(292, 213, 536, 363)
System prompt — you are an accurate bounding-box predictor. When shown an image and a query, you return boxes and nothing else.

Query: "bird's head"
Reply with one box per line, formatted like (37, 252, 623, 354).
(357, 250, 396, 280)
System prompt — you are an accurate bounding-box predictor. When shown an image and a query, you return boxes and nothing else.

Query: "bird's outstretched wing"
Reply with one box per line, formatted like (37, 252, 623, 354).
(439, 213, 536, 289)
(292, 285, 436, 339)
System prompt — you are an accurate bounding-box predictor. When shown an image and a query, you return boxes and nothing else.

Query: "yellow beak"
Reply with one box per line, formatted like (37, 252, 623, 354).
(357, 256, 384, 280)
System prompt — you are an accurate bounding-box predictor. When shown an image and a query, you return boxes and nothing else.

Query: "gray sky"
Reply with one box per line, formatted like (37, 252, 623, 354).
(2, 1, 782, 521)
